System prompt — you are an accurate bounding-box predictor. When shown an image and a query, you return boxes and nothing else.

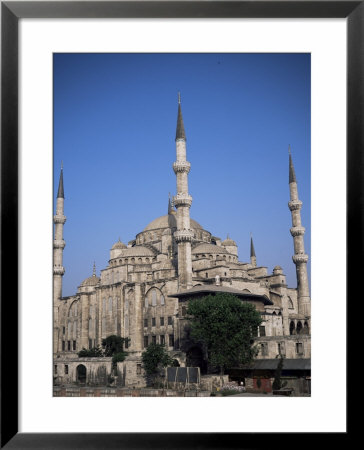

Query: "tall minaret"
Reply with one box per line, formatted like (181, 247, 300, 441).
(173, 93, 194, 289)
(53, 165, 66, 302)
(288, 147, 310, 316)
(250, 234, 257, 267)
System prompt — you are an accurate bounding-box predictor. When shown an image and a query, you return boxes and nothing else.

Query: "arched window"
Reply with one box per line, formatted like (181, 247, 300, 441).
(68, 301, 79, 317)
(146, 258, 150, 263)
(288, 296, 294, 309)
(303, 321, 309, 335)
(151, 290, 157, 306)
(160, 294, 165, 306)
(289, 321, 296, 335)
(138, 258, 142, 263)
(296, 321, 303, 335)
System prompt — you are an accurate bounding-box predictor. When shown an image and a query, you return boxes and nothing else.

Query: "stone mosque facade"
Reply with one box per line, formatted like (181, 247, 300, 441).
(53, 96, 311, 388)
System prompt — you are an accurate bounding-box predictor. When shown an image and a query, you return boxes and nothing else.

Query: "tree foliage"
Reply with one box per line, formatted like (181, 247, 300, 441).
(272, 355, 287, 390)
(77, 346, 103, 357)
(102, 335, 129, 357)
(186, 293, 262, 374)
(141, 343, 174, 376)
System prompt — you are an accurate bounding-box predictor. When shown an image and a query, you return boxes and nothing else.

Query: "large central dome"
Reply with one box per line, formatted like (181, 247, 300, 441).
(143, 214, 203, 232)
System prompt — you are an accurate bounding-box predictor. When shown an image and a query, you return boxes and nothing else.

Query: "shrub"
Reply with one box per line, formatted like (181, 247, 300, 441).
(78, 346, 103, 357)
(220, 381, 246, 396)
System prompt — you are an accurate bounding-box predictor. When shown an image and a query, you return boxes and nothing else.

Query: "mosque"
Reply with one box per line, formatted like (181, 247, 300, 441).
(53, 95, 311, 391)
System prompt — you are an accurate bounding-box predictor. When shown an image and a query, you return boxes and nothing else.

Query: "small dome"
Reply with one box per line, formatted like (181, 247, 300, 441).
(192, 243, 229, 255)
(222, 237, 237, 247)
(273, 265, 283, 275)
(80, 274, 100, 287)
(111, 239, 126, 250)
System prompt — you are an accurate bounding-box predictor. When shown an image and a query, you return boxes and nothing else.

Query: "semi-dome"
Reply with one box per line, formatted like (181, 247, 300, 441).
(80, 274, 100, 287)
(143, 214, 203, 232)
(192, 243, 229, 254)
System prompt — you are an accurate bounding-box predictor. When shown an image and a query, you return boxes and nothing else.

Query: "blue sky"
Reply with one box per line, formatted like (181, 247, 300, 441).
(54, 53, 310, 297)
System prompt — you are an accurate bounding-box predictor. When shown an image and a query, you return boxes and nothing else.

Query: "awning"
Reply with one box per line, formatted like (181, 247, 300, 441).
(168, 285, 273, 305)
(238, 358, 311, 371)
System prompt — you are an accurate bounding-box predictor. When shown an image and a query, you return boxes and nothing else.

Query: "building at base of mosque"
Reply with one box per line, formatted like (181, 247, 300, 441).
(53, 96, 311, 394)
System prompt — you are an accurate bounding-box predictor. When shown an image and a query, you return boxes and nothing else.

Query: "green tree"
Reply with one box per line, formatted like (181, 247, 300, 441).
(272, 355, 287, 390)
(102, 335, 129, 357)
(186, 293, 262, 375)
(142, 343, 174, 385)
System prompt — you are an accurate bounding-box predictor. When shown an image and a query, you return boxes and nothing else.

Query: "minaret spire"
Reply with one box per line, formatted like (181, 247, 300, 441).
(53, 165, 67, 353)
(57, 164, 64, 198)
(288, 145, 296, 184)
(175, 92, 186, 141)
(173, 94, 193, 289)
(168, 192, 174, 215)
(288, 149, 310, 316)
(250, 233, 257, 267)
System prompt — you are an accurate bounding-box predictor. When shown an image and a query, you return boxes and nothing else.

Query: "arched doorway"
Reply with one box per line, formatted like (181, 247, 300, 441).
(76, 364, 87, 384)
(186, 346, 206, 374)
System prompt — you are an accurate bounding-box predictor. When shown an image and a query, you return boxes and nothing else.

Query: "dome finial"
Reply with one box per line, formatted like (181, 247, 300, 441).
(92, 261, 96, 277)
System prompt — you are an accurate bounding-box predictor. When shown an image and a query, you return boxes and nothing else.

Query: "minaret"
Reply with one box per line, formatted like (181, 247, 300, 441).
(250, 234, 257, 267)
(288, 147, 310, 316)
(53, 165, 66, 302)
(173, 93, 194, 289)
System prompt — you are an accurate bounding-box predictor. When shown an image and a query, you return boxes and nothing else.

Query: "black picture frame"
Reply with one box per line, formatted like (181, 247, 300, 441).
(1, 1, 357, 448)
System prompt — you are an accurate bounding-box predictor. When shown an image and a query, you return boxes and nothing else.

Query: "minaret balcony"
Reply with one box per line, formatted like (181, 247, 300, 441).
(53, 265, 65, 275)
(53, 239, 66, 249)
(292, 254, 309, 264)
(290, 226, 305, 237)
(173, 193, 193, 207)
(174, 229, 194, 243)
(288, 200, 302, 211)
(54, 214, 66, 224)
(173, 161, 191, 174)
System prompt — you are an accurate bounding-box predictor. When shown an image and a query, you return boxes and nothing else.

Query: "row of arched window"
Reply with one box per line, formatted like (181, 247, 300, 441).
(289, 320, 309, 335)
(109, 256, 157, 268)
